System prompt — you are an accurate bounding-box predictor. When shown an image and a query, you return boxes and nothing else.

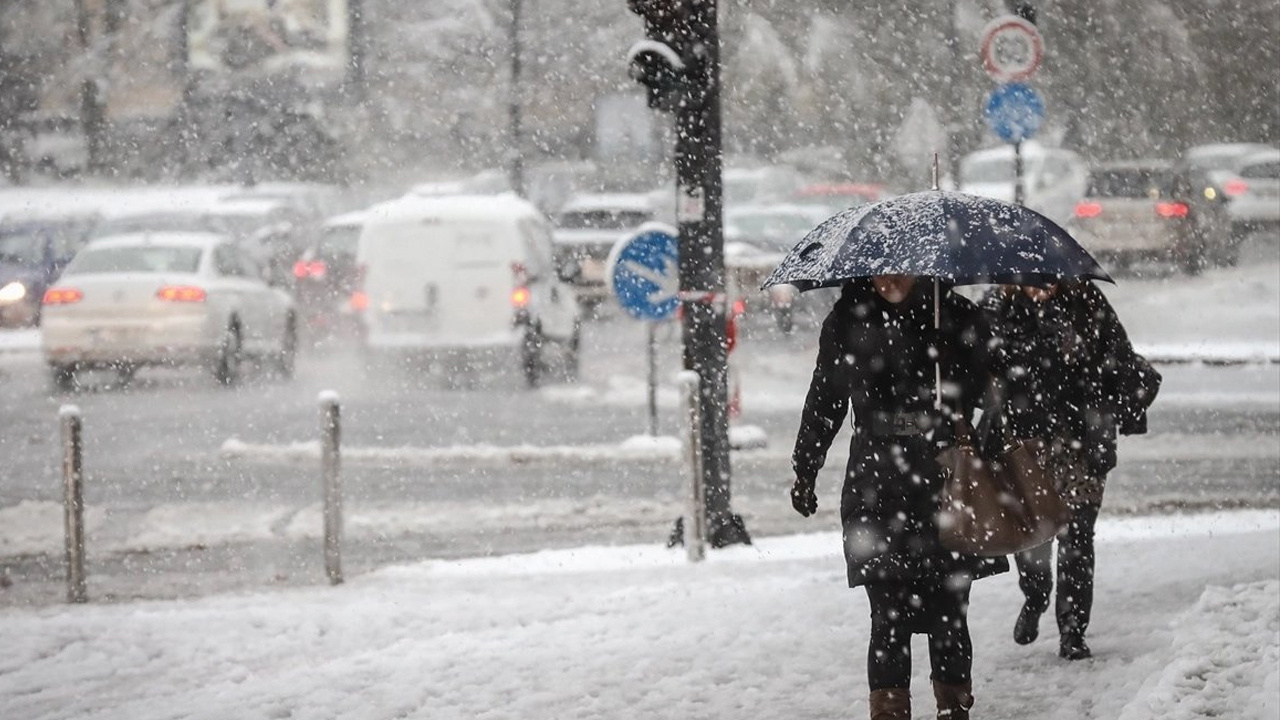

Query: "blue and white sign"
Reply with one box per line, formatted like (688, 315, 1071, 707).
(606, 223, 679, 321)
(984, 82, 1045, 144)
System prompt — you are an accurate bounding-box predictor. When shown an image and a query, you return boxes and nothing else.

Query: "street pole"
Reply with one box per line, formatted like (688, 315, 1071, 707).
(508, 0, 525, 197)
(675, 0, 748, 547)
(72, 0, 104, 173)
(1014, 139, 1024, 205)
(60, 405, 87, 604)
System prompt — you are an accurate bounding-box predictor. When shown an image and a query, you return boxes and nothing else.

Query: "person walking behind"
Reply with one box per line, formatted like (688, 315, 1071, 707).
(982, 279, 1159, 661)
(790, 275, 1008, 720)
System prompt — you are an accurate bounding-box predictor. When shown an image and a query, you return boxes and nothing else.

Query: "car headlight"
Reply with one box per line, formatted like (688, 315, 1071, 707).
(0, 281, 27, 304)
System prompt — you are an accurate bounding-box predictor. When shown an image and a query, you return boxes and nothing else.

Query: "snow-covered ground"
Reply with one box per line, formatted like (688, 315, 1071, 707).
(1, 510, 1275, 720)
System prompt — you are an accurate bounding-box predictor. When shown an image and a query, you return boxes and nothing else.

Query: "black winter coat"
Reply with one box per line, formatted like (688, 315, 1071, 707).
(981, 281, 1159, 478)
(792, 280, 1009, 588)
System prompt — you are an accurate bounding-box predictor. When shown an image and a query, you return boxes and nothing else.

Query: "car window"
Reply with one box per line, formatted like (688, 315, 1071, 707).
(556, 209, 651, 230)
(317, 225, 361, 259)
(1240, 161, 1280, 180)
(214, 245, 246, 277)
(237, 249, 262, 280)
(92, 213, 218, 238)
(0, 227, 47, 266)
(1087, 168, 1177, 198)
(961, 157, 1014, 183)
(52, 222, 92, 259)
(64, 246, 203, 274)
(520, 219, 555, 277)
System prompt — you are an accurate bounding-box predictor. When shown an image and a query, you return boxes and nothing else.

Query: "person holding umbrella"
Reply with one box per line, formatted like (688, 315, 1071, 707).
(981, 278, 1159, 661)
(764, 186, 1112, 720)
(790, 273, 1005, 720)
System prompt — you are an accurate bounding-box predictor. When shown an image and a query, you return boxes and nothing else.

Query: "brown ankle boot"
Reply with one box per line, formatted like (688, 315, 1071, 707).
(869, 688, 911, 720)
(932, 679, 974, 719)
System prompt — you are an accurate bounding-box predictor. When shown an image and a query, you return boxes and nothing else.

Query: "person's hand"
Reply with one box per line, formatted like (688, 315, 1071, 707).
(791, 477, 818, 517)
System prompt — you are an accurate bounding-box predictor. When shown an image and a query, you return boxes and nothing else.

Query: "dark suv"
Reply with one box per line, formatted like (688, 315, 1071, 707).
(0, 213, 99, 327)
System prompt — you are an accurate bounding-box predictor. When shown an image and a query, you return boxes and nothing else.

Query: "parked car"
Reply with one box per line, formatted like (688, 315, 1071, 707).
(1068, 160, 1231, 274)
(959, 143, 1088, 227)
(1181, 143, 1279, 237)
(292, 210, 366, 342)
(552, 193, 656, 307)
(724, 165, 810, 208)
(789, 182, 887, 215)
(1227, 148, 1280, 235)
(355, 194, 580, 387)
(0, 211, 99, 327)
(724, 204, 831, 333)
(40, 233, 297, 390)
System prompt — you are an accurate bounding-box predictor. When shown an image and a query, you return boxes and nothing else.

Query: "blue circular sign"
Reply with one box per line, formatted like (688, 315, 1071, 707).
(606, 225, 680, 321)
(984, 82, 1045, 144)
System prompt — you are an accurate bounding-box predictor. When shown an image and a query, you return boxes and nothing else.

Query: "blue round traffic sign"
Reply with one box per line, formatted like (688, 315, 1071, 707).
(984, 82, 1045, 144)
(606, 224, 679, 321)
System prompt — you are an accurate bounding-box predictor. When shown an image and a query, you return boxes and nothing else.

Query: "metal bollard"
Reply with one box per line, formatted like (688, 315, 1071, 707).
(678, 371, 706, 562)
(319, 391, 343, 585)
(60, 405, 87, 603)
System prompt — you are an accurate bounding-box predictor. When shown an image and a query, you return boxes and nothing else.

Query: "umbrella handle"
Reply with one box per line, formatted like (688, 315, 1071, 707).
(934, 276, 942, 411)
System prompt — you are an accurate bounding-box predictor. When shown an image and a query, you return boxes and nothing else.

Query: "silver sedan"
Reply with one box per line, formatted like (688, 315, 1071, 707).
(40, 233, 297, 390)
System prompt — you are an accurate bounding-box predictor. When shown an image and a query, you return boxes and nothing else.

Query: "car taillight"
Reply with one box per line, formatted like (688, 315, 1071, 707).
(156, 286, 207, 302)
(511, 287, 531, 308)
(42, 288, 83, 305)
(1074, 202, 1103, 218)
(349, 263, 368, 311)
(1223, 179, 1249, 197)
(1155, 202, 1189, 219)
(293, 260, 327, 279)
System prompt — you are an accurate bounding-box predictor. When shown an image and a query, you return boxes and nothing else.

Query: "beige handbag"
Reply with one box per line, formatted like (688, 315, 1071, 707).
(936, 424, 1072, 557)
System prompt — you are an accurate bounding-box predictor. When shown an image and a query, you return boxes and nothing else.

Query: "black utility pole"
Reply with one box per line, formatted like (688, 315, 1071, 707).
(508, 0, 525, 197)
(627, 0, 749, 547)
(72, 0, 105, 173)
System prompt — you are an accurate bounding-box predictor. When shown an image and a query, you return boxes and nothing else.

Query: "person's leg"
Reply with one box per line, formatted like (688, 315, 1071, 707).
(1013, 541, 1053, 644)
(866, 583, 913, 719)
(1057, 501, 1101, 659)
(867, 583, 914, 688)
(927, 577, 975, 719)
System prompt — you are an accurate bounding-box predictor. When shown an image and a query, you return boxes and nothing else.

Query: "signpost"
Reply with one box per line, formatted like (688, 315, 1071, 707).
(607, 223, 680, 436)
(979, 15, 1046, 206)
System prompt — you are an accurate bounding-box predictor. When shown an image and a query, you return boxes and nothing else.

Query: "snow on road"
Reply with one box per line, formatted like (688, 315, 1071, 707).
(1, 511, 1276, 720)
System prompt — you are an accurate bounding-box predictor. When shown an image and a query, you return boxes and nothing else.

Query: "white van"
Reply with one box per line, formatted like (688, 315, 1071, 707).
(355, 194, 580, 386)
(959, 143, 1088, 227)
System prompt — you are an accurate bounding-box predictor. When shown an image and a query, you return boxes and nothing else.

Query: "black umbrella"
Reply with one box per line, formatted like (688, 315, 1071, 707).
(761, 190, 1111, 292)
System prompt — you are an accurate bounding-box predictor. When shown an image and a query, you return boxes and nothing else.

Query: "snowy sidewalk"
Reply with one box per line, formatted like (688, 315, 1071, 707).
(1, 510, 1276, 720)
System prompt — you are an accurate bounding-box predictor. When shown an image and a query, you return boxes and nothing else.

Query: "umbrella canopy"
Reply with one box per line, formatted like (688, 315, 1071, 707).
(761, 190, 1111, 291)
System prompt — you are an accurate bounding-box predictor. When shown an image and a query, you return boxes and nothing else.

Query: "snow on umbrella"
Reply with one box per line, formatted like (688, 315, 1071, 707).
(761, 190, 1112, 292)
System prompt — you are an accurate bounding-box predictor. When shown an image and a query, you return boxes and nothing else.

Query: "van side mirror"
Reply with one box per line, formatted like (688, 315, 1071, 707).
(557, 258, 581, 283)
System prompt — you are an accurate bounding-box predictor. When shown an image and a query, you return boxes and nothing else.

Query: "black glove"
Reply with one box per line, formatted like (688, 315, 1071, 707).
(791, 477, 818, 517)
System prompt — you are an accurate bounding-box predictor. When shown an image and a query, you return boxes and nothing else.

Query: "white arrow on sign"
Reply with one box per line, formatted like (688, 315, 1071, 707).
(620, 254, 680, 309)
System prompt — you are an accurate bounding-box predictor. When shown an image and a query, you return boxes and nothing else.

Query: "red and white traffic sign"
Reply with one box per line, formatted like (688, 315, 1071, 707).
(979, 15, 1044, 83)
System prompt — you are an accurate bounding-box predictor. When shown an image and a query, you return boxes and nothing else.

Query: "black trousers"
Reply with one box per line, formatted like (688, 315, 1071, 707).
(1015, 501, 1101, 638)
(864, 577, 973, 690)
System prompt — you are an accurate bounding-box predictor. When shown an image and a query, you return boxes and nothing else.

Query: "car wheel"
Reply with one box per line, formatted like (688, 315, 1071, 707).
(50, 364, 76, 393)
(214, 324, 243, 387)
(521, 325, 543, 389)
(276, 316, 298, 380)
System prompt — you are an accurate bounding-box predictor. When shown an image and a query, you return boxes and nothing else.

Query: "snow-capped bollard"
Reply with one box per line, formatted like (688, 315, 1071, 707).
(319, 391, 343, 585)
(679, 372, 706, 563)
(60, 404, 87, 603)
